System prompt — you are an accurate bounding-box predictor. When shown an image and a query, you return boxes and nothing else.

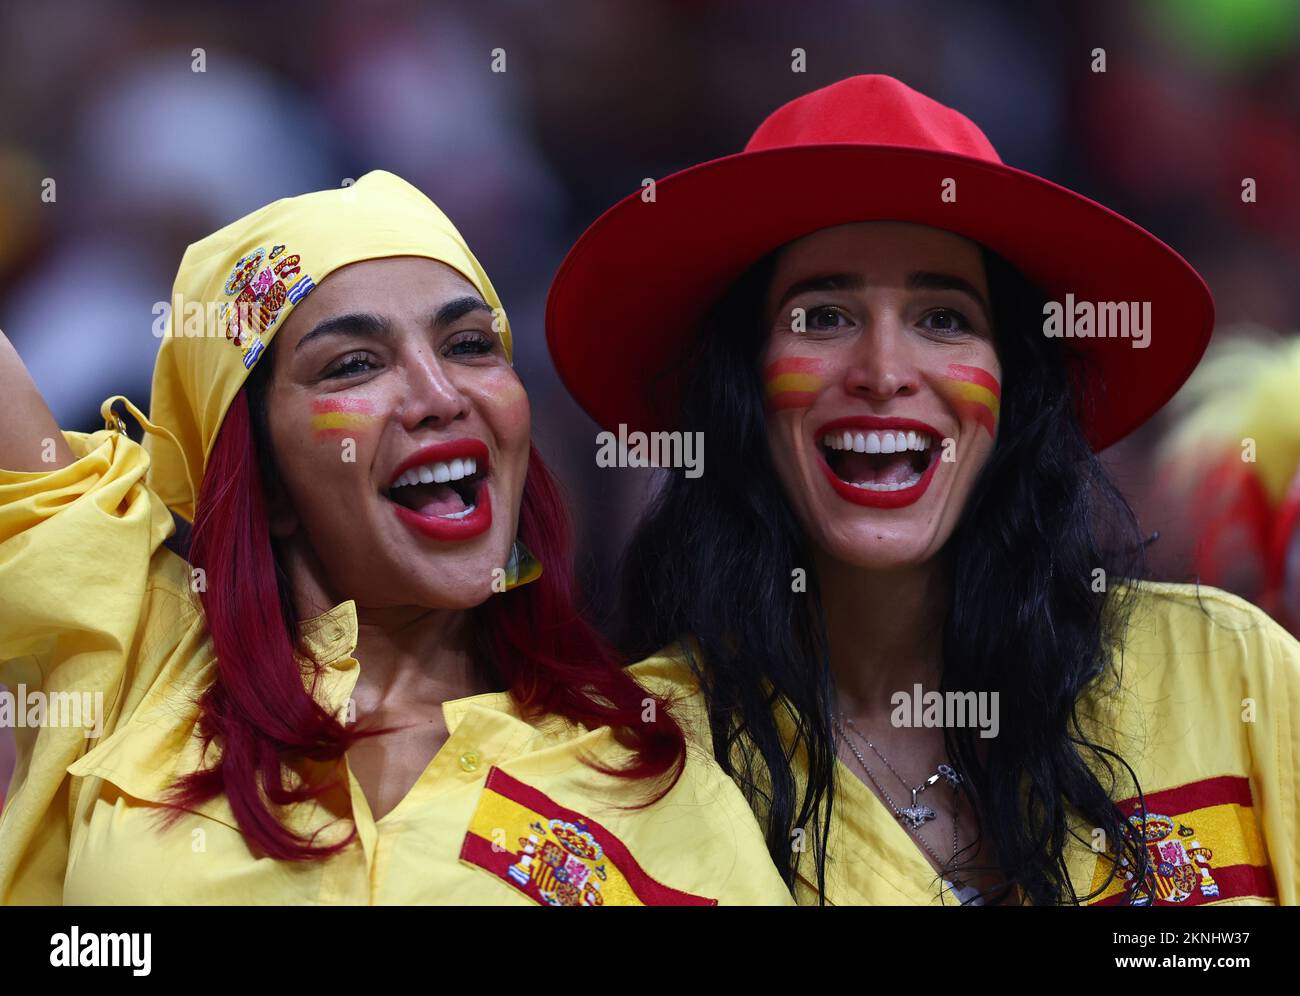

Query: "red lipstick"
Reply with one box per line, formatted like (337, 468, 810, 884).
(386, 439, 493, 541)
(814, 416, 943, 509)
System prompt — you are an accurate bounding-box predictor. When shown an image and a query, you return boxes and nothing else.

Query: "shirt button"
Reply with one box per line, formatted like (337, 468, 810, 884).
(458, 750, 480, 772)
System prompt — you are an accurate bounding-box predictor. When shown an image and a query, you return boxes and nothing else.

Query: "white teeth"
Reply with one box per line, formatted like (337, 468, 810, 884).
(820, 430, 932, 453)
(847, 468, 924, 491)
(816, 428, 932, 491)
(437, 503, 477, 520)
(390, 456, 482, 489)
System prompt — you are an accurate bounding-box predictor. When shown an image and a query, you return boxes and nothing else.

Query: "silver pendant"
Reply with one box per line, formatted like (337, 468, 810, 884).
(899, 804, 936, 829)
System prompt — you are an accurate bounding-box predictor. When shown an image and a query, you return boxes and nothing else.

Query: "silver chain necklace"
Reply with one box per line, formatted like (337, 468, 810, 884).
(835, 714, 964, 876)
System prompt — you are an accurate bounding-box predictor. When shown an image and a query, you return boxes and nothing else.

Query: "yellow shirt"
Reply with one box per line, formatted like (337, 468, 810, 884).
(0, 428, 793, 906)
(639, 581, 1300, 906)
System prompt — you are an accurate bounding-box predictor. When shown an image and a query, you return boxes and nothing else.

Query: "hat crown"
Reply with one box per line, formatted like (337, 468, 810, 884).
(744, 74, 1002, 163)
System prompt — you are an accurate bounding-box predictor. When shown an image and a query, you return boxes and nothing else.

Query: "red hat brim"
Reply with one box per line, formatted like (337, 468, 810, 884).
(545, 144, 1214, 452)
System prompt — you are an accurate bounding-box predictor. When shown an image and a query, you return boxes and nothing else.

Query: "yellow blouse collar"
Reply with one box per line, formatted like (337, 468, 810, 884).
(291, 599, 572, 739)
(297, 601, 360, 665)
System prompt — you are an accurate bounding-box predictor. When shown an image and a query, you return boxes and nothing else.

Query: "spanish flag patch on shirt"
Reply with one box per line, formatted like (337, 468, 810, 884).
(1087, 775, 1276, 906)
(460, 767, 718, 906)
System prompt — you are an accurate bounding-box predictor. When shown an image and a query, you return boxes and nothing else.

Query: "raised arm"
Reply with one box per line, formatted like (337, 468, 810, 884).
(0, 327, 76, 471)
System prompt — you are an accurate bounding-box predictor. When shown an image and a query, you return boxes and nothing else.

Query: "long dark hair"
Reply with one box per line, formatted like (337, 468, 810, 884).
(619, 244, 1153, 904)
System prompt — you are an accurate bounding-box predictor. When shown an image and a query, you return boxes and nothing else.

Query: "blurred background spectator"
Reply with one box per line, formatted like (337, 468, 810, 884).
(3, 0, 1299, 804)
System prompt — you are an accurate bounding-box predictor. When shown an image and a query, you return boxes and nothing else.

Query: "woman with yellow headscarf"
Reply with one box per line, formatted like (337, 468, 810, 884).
(0, 171, 791, 905)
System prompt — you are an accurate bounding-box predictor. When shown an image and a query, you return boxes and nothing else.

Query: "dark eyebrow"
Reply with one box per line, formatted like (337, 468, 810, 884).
(906, 271, 990, 319)
(295, 296, 492, 352)
(772, 273, 865, 317)
(295, 312, 389, 351)
(434, 295, 492, 327)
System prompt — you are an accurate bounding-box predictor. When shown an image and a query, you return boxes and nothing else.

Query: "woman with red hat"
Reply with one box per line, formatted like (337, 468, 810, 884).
(547, 76, 1300, 905)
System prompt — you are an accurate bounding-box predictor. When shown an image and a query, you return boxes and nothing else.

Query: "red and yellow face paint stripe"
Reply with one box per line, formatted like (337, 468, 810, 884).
(937, 364, 1000, 437)
(310, 397, 377, 439)
(763, 356, 829, 411)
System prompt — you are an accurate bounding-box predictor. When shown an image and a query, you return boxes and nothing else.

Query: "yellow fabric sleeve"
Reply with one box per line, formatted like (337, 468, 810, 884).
(0, 428, 174, 903)
(1250, 602, 1300, 905)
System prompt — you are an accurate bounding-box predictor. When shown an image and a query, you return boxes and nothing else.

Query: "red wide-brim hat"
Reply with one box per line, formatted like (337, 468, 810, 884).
(545, 75, 1214, 451)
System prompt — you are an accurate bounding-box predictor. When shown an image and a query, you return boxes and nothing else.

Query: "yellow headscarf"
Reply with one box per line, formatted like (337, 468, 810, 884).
(125, 170, 511, 522)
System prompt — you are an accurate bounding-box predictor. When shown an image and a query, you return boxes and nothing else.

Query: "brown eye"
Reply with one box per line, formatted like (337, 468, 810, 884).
(920, 308, 972, 336)
(802, 306, 850, 331)
(324, 352, 377, 378)
(445, 331, 495, 356)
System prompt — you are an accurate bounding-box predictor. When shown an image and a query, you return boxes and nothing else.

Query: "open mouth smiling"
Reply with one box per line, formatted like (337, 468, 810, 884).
(814, 416, 943, 509)
(384, 439, 494, 540)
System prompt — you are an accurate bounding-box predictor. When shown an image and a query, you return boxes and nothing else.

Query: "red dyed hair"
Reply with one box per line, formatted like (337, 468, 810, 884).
(168, 388, 685, 860)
